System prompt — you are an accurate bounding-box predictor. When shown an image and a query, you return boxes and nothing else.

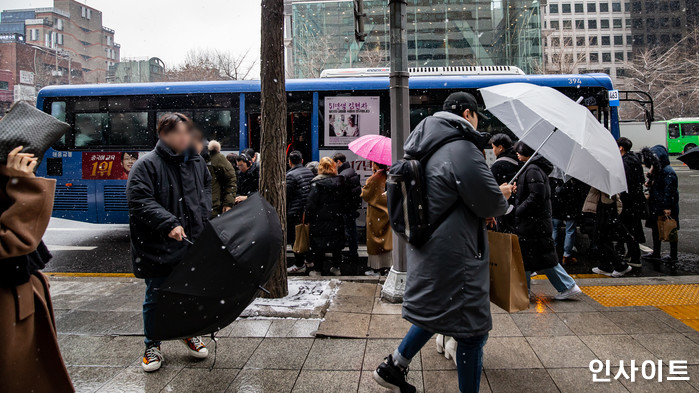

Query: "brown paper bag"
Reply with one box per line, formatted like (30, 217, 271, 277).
(293, 223, 310, 254)
(488, 231, 529, 313)
(657, 216, 678, 242)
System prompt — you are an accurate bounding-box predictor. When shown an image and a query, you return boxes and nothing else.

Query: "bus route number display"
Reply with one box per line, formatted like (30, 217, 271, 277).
(82, 152, 139, 180)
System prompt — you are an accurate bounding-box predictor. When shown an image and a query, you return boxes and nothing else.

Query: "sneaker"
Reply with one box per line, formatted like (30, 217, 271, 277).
(554, 284, 582, 300)
(329, 267, 342, 276)
(142, 345, 163, 372)
(183, 337, 208, 359)
(562, 256, 577, 265)
(373, 355, 417, 393)
(627, 261, 642, 268)
(592, 267, 613, 276)
(287, 265, 306, 274)
(530, 272, 538, 277)
(365, 270, 380, 276)
(308, 270, 322, 277)
(612, 265, 633, 277)
(642, 252, 660, 260)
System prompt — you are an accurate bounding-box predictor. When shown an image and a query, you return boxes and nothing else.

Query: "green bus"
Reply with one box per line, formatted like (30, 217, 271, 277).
(666, 118, 699, 154)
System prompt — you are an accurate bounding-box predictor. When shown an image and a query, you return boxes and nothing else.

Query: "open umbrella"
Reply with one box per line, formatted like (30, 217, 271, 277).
(480, 83, 627, 195)
(151, 193, 283, 340)
(0, 101, 69, 165)
(348, 134, 392, 166)
(678, 146, 699, 170)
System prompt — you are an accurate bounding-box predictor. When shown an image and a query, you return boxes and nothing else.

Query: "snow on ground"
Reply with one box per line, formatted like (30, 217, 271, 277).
(241, 279, 339, 318)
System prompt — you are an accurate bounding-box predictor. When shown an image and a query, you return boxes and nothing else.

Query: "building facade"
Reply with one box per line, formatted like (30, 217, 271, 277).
(541, 1, 633, 79)
(0, 0, 120, 83)
(284, 0, 542, 78)
(107, 57, 165, 84)
(629, 0, 697, 52)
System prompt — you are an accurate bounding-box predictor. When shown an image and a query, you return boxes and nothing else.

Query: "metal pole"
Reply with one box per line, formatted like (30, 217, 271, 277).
(508, 127, 557, 184)
(382, 0, 410, 303)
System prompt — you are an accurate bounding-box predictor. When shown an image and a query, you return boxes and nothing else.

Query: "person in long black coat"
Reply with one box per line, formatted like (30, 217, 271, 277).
(642, 145, 680, 263)
(127, 113, 212, 372)
(333, 153, 362, 265)
(286, 151, 315, 272)
(513, 142, 581, 300)
(550, 177, 588, 264)
(235, 153, 259, 204)
(305, 157, 346, 275)
(616, 137, 647, 267)
(489, 133, 521, 233)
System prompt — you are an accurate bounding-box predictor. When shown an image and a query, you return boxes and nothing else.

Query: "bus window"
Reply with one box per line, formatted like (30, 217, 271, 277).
(108, 112, 150, 146)
(50, 101, 67, 149)
(681, 123, 699, 136)
(191, 110, 237, 148)
(75, 113, 109, 148)
(668, 124, 680, 139)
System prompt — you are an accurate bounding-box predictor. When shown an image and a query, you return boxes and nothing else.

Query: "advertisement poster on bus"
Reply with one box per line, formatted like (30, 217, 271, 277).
(324, 96, 380, 146)
(82, 152, 139, 180)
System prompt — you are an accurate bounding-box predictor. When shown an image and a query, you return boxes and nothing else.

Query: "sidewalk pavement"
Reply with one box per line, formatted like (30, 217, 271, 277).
(48, 274, 699, 393)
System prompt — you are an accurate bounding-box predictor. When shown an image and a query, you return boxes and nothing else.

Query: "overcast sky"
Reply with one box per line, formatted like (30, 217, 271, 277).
(0, 0, 263, 71)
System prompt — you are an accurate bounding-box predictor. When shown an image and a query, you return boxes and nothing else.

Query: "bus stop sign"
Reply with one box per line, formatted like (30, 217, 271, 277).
(608, 90, 620, 107)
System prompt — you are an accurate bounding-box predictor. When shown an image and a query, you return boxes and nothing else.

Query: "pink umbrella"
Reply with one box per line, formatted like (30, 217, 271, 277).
(348, 134, 392, 166)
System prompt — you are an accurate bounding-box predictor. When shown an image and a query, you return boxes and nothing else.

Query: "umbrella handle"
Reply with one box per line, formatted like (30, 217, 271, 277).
(183, 237, 194, 245)
(508, 127, 558, 185)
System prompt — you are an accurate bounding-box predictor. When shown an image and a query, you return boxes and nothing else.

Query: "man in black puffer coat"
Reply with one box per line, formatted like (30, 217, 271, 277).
(286, 151, 315, 272)
(333, 153, 362, 265)
(616, 137, 647, 267)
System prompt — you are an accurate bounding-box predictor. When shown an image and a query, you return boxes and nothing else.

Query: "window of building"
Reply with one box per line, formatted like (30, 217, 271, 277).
(87, 9, 91, 19)
(550, 4, 559, 13)
(576, 36, 585, 46)
(613, 19, 622, 28)
(602, 35, 611, 45)
(588, 3, 597, 12)
(647, 18, 655, 29)
(0, 81, 8, 90)
(600, 2, 609, 12)
(625, 2, 631, 11)
(614, 35, 623, 45)
(56, 19, 63, 30)
(601, 19, 610, 29)
(564, 37, 574, 47)
(672, 17, 682, 28)
(81, 6, 86, 17)
(588, 19, 598, 29)
(550, 20, 560, 29)
(589, 52, 599, 62)
(57, 33, 63, 45)
(670, 0, 681, 11)
(602, 52, 612, 62)
(626, 35, 632, 44)
(627, 51, 633, 60)
(615, 51, 624, 61)
(647, 34, 656, 45)
(576, 19, 585, 29)
(563, 20, 573, 29)
(562, 3, 572, 13)
(552, 37, 561, 46)
(633, 34, 644, 44)
(589, 36, 599, 45)
(107, 36, 112, 46)
(575, 3, 584, 12)
(29, 29, 39, 41)
(612, 2, 622, 11)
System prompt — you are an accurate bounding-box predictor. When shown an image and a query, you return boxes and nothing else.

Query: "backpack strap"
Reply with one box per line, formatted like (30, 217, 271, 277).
(495, 156, 519, 166)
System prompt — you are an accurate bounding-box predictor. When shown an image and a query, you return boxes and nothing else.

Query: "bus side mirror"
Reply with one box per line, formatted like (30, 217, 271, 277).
(644, 109, 652, 131)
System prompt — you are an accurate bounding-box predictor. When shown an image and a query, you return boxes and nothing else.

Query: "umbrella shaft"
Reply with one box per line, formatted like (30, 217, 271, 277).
(508, 127, 558, 185)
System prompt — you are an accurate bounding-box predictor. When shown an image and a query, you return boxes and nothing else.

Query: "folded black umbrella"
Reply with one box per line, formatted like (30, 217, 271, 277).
(678, 146, 699, 170)
(152, 193, 283, 340)
(0, 101, 70, 165)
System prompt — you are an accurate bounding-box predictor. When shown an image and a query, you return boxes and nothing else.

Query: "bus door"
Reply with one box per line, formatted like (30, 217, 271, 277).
(667, 123, 682, 153)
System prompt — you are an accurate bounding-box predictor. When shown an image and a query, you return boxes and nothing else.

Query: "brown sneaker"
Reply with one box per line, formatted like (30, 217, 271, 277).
(562, 256, 578, 265)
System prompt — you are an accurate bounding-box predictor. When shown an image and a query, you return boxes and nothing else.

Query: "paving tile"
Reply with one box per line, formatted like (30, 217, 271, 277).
(579, 335, 655, 364)
(66, 366, 123, 393)
(358, 369, 424, 392)
(519, 297, 554, 314)
(337, 282, 377, 297)
(59, 335, 142, 367)
(316, 311, 370, 338)
(684, 331, 699, 345)
(601, 311, 680, 334)
(176, 337, 262, 369)
(160, 368, 239, 392)
(558, 312, 625, 335)
(617, 365, 697, 393)
(286, 319, 320, 338)
(485, 368, 559, 393)
(490, 313, 523, 337)
(545, 298, 598, 312)
(511, 312, 575, 336)
(291, 370, 360, 393)
(647, 309, 696, 333)
(490, 302, 507, 314)
(96, 365, 182, 393)
(367, 314, 412, 338)
(328, 295, 375, 314)
(364, 338, 422, 371)
(483, 337, 543, 369)
(58, 334, 114, 366)
(265, 320, 298, 337)
(527, 336, 598, 368)
(372, 297, 403, 315)
(631, 333, 699, 364)
(226, 369, 298, 393)
(422, 371, 490, 393)
(303, 338, 366, 370)
(421, 341, 457, 371)
(687, 365, 699, 391)
(244, 338, 313, 370)
(547, 367, 629, 393)
(375, 284, 383, 298)
(220, 319, 272, 338)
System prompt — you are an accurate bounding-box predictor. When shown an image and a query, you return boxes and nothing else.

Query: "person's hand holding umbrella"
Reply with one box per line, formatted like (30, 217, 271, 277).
(4, 146, 37, 178)
(168, 226, 187, 242)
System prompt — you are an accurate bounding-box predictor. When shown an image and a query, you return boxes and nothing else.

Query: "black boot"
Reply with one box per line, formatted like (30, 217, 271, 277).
(373, 355, 416, 393)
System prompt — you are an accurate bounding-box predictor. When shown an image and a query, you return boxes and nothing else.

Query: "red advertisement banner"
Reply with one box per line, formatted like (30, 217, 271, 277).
(82, 152, 139, 180)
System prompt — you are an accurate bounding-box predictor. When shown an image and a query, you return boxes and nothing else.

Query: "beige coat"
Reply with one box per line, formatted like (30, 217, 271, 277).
(0, 168, 73, 393)
(583, 187, 623, 215)
(360, 170, 392, 256)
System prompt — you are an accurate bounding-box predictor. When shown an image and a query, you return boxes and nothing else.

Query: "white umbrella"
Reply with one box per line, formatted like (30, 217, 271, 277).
(480, 83, 627, 195)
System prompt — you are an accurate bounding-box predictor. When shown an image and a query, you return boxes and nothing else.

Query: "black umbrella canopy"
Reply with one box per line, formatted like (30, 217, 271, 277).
(678, 146, 699, 170)
(152, 193, 283, 340)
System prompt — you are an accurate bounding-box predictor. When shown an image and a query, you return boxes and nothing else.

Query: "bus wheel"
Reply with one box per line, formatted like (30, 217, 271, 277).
(685, 144, 697, 153)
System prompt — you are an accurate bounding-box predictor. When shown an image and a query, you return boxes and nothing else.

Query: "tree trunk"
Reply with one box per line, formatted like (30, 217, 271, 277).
(259, 0, 288, 298)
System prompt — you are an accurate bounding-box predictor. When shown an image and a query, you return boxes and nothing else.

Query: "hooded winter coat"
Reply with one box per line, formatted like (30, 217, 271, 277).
(490, 147, 521, 185)
(286, 164, 315, 219)
(337, 161, 362, 215)
(550, 177, 588, 221)
(207, 141, 237, 217)
(305, 174, 346, 251)
(237, 165, 259, 197)
(127, 140, 212, 278)
(514, 155, 560, 272)
(401, 111, 509, 339)
(619, 151, 647, 241)
(645, 145, 680, 229)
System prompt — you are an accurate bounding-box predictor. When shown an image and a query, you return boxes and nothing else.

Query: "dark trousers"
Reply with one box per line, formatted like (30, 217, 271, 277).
(343, 213, 359, 261)
(651, 220, 678, 259)
(143, 276, 167, 347)
(311, 248, 342, 273)
(287, 215, 306, 267)
(595, 205, 629, 273)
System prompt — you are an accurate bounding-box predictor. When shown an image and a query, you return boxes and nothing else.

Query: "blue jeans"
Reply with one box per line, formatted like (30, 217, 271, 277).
(143, 276, 167, 347)
(394, 325, 487, 393)
(526, 263, 576, 293)
(344, 213, 359, 260)
(552, 218, 576, 257)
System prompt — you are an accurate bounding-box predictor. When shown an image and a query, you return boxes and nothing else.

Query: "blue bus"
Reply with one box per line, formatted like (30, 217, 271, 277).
(35, 67, 619, 224)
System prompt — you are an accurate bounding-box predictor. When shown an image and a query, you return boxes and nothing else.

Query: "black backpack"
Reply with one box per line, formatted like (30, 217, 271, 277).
(386, 134, 466, 246)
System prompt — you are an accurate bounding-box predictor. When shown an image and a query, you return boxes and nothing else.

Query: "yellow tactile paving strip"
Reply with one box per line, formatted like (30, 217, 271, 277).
(582, 284, 699, 331)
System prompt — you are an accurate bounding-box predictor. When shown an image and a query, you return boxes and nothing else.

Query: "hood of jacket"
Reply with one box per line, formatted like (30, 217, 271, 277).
(404, 111, 488, 159)
(312, 174, 343, 187)
(526, 155, 554, 176)
(650, 145, 671, 168)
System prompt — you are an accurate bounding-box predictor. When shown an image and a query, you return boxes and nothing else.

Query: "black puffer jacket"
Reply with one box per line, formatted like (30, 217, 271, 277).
(644, 145, 680, 229)
(305, 174, 346, 251)
(620, 151, 647, 219)
(237, 166, 259, 197)
(127, 140, 212, 278)
(338, 162, 362, 215)
(514, 156, 559, 272)
(550, 177, 588, 220)
(286, 164, 314, 219)
(491, 147, 521, 185)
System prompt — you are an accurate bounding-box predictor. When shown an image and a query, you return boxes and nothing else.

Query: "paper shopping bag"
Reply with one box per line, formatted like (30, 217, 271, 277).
(657, 216, 678, 242)
(488, 231, 529, 313)
(292, 223, 310, 254)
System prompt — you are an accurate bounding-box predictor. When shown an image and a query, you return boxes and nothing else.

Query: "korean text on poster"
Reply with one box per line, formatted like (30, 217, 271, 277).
(82, 152, 139, 180)
(324, 96, 380, 146)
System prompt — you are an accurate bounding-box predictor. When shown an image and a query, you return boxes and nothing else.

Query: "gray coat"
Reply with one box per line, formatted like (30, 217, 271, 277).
(402, 112, 509, 339)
